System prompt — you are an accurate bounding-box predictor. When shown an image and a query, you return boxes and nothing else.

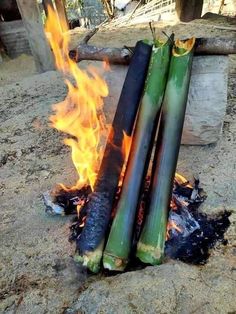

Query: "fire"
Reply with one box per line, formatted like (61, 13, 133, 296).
(166, 220, 182, 240)
(122, 131, 132, 165)
(175, 173, 192, 188)
(45, 7, 108, 190)
(117, 131, 132, 186)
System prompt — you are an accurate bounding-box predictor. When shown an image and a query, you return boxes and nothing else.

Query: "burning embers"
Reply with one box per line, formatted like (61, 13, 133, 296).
(43, 8, 231, 273)
(43, 174, 230, 269)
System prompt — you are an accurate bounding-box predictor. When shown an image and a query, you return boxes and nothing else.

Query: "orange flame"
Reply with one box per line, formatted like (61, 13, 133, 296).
(45, 7, 108, 190)
(175, 173, 192, 188)
(166, 220, 182, 240)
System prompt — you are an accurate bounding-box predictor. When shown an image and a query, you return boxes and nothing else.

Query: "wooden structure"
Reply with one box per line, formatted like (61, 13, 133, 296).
(16, 0, 54, 72)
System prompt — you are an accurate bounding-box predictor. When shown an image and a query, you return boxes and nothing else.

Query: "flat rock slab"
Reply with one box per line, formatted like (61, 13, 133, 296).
(69, 257, 236, 314)
(102, 55, 228, 145)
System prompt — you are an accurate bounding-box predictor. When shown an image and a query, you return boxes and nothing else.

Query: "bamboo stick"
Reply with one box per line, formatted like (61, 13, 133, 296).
(136, 37, 195, 265)
(103, 37, 173, 271)
(75, 41, 152, 273)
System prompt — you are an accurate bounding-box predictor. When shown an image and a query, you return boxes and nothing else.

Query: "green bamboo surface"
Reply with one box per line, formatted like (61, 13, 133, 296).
(103, 38, 173, 271)
(136, 38, 195, 265)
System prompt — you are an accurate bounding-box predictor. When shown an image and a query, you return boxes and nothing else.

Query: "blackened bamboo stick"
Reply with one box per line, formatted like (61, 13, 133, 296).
(75, 40, 152, 273)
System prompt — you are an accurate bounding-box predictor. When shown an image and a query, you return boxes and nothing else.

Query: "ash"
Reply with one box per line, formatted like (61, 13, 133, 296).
(44, 175, 231, 267)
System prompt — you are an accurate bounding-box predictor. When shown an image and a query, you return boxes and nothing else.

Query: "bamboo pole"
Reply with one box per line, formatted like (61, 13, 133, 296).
(103, 37, 173, 271)
(136, 38, 195, 265)
(75, 41, 152, 273)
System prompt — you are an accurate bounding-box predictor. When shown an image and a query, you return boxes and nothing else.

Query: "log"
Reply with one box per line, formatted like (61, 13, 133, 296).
(69, 37, 236, 65)
(195, 37, 236, 55)
(16, 0, 55, 72)
(98, 54, 228, 145)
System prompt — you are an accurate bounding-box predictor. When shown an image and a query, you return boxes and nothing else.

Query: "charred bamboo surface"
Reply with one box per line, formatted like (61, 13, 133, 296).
(103, 37, 173, 271)
(75, 41, 152, 273)
(136, 38, 195, 265)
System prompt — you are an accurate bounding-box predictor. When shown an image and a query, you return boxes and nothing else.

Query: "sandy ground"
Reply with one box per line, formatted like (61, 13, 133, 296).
(0, 20, 236, 313)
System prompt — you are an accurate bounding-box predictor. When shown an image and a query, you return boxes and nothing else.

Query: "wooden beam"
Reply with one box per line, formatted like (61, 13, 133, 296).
(16, 0, 55, 73)
(54, 0, 69, 32)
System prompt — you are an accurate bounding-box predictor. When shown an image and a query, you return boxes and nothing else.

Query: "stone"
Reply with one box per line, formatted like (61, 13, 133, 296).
(102, 55, 229, 145)
(70, 257, 236, 314)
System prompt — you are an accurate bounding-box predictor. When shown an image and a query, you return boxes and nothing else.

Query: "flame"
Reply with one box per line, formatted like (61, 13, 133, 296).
(45, 7, 108, 190)
(166, 220, 182, 240)
(117, 131, 132, 186)
(175, 173, 192, 188)
(122, 131, 132, 165)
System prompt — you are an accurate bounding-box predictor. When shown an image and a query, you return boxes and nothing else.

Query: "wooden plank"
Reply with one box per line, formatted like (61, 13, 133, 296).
(54, 0, 69, 32)
(16, 0, 55, 72)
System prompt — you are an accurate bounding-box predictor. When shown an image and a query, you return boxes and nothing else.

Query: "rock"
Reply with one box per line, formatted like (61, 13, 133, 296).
(115, 0, 132, 11)
(102, 55, 228, 145)
(124, 1, 139, 14)
(71, 257, 236, 314)
(183, 55, 228, 145)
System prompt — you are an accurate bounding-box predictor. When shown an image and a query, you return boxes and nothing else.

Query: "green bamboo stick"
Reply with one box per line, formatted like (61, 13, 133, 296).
(136, 38, 196, 265)
(103, 37, 173, 271)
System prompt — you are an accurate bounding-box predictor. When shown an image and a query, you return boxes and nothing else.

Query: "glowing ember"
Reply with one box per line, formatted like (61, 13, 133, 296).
(45, 7, 108, 190)
(166, 220, 182, 240)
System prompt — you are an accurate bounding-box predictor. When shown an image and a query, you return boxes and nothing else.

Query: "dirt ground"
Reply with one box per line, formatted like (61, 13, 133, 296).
(0, 20, 236, 314)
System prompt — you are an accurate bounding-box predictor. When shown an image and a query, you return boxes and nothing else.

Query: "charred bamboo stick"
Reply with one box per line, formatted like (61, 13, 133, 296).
(74, 41, 152, 273)
(136, 38, 195, 265)
(69, 37, 236, 65)
(102, 37, 173, 271)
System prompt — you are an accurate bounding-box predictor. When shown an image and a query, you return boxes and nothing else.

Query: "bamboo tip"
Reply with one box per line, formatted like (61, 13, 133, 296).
(74, 250, 102, 273)
(103, 252, 127, 272)
(173, 37, 196, 57)
(136, 242, 164, 265)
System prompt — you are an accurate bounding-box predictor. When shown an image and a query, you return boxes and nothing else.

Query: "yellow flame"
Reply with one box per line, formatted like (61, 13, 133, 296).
(45, 6, 108, 189)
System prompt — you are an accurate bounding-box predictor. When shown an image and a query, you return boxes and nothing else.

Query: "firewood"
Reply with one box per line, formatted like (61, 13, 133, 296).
(69, 37, 236, 65)
(74, 40, 152, 273)
(136, 38, 195, 265)
(103, 36, 173, 271)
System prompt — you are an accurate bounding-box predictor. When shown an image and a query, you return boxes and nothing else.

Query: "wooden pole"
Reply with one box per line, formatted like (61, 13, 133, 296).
(54, 0, 69, 32)
(16, 0, 55, 73)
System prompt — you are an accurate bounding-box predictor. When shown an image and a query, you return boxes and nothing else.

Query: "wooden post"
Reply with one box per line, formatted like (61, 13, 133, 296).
(54, 0, 69, 32)
(16, 0, 55, 73)
(175, 0, 203, 22)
